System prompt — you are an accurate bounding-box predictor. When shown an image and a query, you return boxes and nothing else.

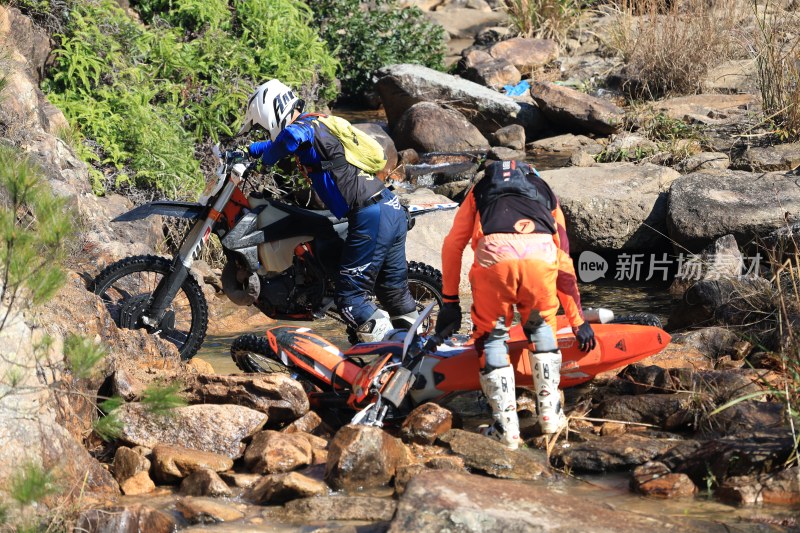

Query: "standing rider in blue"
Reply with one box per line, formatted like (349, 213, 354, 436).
(237, 79, 418, 342)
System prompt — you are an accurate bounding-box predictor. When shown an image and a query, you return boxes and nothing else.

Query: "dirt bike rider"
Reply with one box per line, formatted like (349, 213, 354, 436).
(238, 79, 418, 342)
(435, 160, 596, 449)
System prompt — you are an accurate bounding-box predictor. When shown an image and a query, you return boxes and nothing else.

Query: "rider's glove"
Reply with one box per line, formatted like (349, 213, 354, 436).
(574, 321, 596, 353)
(435, 300, 462, 336)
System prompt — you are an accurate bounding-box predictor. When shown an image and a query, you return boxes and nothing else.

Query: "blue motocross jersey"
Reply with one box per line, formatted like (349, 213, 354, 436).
(249, 120, 350, 218)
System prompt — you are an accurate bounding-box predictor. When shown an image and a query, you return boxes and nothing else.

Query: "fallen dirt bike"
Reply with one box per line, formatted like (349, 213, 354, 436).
(231, 304, 671, 427)
(92, 146, 447, 359)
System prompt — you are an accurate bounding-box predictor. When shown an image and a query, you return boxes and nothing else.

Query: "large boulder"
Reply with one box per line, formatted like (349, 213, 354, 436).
(375, 63, 546, 138)
(529, 81, 624, 135)
(393, 101, 489, 152)
(666, 170, 800, 252)
(325, 425, 411, 491)
(390, 470, 700, 532)
(116, 403, 267, 459)
(539, 163, 681, 252)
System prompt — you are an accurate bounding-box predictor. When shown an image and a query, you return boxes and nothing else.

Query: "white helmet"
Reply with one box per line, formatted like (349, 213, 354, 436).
(237, 79, 304, 139)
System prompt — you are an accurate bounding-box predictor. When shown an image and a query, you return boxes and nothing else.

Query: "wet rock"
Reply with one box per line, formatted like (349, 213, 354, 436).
(660, 430, 796, 487)
(680, 152, 730, 173)
(530, 81, 624, 135)
(176, 497, 246, 524)
(278, 496, 397, 522)
(390, 470, 695, 532)
(182, 373, 308, 424)
(540, 163, 680, 252)
(426, 455, 466, 470)
(180, 468, 232, 497)
(761, 466, 800, 505)
(436, 429, 549, 480)
(490, 124, 525, 150)
(394, 101, 490, 152)
(151, 444, 234, 484)
(488, 37, 558, 71)
(244, 471, 328, 504)
(397, 148, 420, 166)
(736, 142, 800, 172)
(325, 425, 411, 491)
(76, 504, 177, 533)
(112, 446, 151, 484)
(462, 57, 521, 90)
(219, 471, 262, 488)
(553, 433, 686, 473)
(667, 169, 800, 252)
(395, 464, 427, 495)
(595, 394, 695, 430)
(631, 462, 697, 498)
(401, 403, 453, 444)
(376, 64, 545, 137)
(243, 430, 312, 475)
(120, 471, 156, 496)
(116, 403, 267, 459)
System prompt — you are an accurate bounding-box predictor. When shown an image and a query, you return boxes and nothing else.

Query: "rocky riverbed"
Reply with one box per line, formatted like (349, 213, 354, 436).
(1, 0, 800, 531)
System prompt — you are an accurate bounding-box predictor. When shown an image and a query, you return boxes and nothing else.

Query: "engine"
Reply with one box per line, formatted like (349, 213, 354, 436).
(253, 260, 327, 319)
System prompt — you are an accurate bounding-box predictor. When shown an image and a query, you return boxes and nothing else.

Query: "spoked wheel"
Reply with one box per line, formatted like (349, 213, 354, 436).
(92, 255, 208, 360)
(230, 334, 320, 392)
(407, 261, 443, 336)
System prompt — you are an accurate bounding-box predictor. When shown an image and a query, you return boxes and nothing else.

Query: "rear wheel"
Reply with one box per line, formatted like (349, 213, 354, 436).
(230, 333, 320, 392)
(92, 255, 208, 360)
(407, 261, 443, 335)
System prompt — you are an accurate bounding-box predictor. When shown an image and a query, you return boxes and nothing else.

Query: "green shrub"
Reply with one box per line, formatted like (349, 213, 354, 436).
(42, 0, 338, 198)
(9, 463, 58, 506)
(311, 0, 446, 98)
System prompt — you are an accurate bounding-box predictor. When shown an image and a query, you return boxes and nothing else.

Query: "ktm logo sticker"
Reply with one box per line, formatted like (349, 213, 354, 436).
(514, 218, 535, 234)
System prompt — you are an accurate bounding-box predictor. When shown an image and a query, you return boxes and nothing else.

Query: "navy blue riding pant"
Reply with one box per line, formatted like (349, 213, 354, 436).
(334, 189, 416, 328)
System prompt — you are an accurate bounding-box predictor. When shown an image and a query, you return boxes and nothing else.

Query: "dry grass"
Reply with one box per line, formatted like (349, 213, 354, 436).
(503, 0, 584, 43)
(607, 0, 745, 98)
(751, 0, 800, 140)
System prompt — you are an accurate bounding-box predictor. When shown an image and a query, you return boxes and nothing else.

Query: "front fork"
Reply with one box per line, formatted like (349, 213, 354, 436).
(142, 181, 236, 328)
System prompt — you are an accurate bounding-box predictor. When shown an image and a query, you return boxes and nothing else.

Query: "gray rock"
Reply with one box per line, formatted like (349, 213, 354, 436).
(435, 429, 550, 480)
(595, 394, 695, 430)
(680, 151, 730, 172)
(490, 124, 525, 149)
(116, 403, 267, 459)
(394, 101, 489, 152)
(736, 142, 800, 172)
(182, 373, 308, 423)
(376, 63, 546, 137)
(539, 163, 681, 252)
(666, 169, 800, 252)
(529, 133, 602, 153)
(530, 81, 624, 135)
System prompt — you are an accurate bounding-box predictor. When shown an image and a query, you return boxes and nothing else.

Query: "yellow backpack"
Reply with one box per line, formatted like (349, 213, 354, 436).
(315, 115, 388, 175)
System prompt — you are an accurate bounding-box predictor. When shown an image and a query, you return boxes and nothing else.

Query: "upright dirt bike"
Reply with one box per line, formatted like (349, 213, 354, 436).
(92, 146, 445, 359)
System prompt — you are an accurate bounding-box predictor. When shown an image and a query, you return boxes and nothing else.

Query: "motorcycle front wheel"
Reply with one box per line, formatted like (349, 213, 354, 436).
(92, 255, 208, 360)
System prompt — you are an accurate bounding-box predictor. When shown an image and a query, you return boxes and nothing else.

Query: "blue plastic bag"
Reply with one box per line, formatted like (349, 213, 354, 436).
(503, 79, 530, 97)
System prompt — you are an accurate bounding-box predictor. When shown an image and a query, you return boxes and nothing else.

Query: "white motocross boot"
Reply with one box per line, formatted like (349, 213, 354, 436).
(530, 351, 566, 434)
(478, 365, 521, 450)
(356, 309, 393, 343)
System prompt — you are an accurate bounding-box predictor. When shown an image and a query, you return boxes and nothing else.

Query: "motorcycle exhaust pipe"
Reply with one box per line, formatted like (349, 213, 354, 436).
(381, 367, 416, 408)
(221, 261, 261, 306)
